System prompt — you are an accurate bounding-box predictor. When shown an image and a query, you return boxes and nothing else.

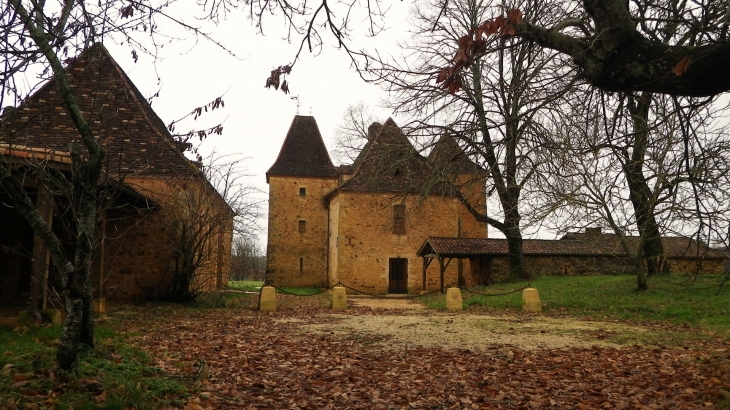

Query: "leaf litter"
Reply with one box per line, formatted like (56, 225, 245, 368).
(116, 294, 730, 409)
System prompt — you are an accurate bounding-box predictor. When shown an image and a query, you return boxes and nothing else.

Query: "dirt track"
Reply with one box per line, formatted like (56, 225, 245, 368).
(300, 297, 666, 350)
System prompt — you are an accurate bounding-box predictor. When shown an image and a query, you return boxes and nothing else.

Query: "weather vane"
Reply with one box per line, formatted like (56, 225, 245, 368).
(291, 95, 300, 115)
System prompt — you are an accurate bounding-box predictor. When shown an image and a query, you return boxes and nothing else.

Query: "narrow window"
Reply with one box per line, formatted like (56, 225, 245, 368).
(299, 187, 306, 197)
(393, 204, 406, 234)
(394, 169, 401, 177)
(299, 257, 304, 273)
(299, 220, 306, 233)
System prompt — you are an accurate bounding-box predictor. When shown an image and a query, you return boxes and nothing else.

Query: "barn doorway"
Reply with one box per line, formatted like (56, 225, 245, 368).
(388, 258, 408, 294)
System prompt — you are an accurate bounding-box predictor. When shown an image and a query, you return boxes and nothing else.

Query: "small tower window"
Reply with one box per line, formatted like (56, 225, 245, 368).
(394, 169, 401, 177)
(299, 220, 306, 233)
(300, 257, 304, 273)
(299, 187, 306, 197)
(393, 205, 406, 234)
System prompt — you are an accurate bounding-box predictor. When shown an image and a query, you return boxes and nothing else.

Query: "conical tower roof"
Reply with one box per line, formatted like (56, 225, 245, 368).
(266, 116, 338, 181)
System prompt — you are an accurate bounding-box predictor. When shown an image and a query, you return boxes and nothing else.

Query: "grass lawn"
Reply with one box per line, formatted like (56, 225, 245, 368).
(0, 324, 190, 409)
(275, 287, 328, 296)
(228, 281, 326, 296)
(422, 273, 730, 334)
(227, 280, 264, 291)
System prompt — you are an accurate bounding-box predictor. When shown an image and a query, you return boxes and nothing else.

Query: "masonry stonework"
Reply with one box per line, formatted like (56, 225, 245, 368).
(267, 116, 488, 294)
(266, 176, 338, 286)
(328, 192, 483, 293)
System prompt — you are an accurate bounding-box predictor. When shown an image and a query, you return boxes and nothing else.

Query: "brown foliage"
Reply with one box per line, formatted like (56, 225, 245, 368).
(435, 9, 523, 94)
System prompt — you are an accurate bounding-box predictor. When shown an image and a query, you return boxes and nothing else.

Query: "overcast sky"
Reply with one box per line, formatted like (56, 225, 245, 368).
(101, 2, 414, 245)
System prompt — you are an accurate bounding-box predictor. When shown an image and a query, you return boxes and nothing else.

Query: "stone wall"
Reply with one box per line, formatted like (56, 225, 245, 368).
(266, 175, 339, 287)
(101, 175, 233, 301)
(101, 208, 171, 300)
(329, 191, 487, 294)
(484, 254, 727, 280)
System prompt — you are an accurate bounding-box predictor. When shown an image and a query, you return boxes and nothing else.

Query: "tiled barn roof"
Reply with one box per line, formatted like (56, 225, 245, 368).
(266, 116, 339, 180)
(418, 235, 727, 259)
(0, 43, 198, 177)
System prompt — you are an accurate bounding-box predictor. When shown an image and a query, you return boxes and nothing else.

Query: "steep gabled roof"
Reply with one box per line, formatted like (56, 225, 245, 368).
(338, 118, 432, 193)
(0, 43, 197, 176)
(428, 134, 483, 175)
(266, 116, 339, 181)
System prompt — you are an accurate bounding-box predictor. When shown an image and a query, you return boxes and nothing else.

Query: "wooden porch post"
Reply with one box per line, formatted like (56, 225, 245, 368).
(97, 214, 106, 300)
(216, 230, 224, 290)
(422, 257, 433, 291)
(422, 257, 427, 291)
(30, 183, 53, 311)
(439, 257, 445, 294)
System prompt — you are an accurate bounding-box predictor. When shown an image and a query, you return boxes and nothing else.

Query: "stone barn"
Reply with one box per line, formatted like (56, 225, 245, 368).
(0, 44, 232, 309)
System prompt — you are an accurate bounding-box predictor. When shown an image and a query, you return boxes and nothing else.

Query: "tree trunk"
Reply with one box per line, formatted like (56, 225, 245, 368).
(514, 0, 730, 97)
(643, 224, 669, 276)
(9, 0, 106, 371)
(635, 262, 648, 291)
(505, 234, 527, 280)
(57, 297, 84, 371)
(624, 92, 667, 277)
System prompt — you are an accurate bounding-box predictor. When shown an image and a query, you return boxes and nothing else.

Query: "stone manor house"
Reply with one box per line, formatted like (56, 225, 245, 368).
(266, 116, 487, 294)
(266, 116, 727, 294)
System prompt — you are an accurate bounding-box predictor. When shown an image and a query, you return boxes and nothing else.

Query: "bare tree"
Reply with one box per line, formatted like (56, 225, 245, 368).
(231, 236, 265, 281)
(332, 102, 380, 165)
(536, 87, 730, 289)
(0, 0, 253, 370)
(437, 0, 730, 97)
(150, 154, 260, 301)
(365, 0, 576, 280)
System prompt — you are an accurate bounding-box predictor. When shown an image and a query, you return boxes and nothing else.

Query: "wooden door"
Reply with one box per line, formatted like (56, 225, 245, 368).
(388, 258, 408, 294)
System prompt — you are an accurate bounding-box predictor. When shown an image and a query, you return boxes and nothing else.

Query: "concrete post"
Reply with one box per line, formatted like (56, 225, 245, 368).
(522, 288, 541, 312)
(259, 286, 277, 312)
(445, 287, 463, 311)
(331, 286, 347, 310)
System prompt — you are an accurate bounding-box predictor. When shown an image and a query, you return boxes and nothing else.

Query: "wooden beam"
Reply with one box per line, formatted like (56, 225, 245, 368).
(439, 257, 445, 294)
(30, 182, 53, 311)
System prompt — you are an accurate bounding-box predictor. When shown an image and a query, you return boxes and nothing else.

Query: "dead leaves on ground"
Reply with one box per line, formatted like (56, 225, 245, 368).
(127, 295, 730, 409)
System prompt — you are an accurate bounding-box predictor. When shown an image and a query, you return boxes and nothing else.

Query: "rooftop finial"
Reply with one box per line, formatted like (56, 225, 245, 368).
(291, 95, 300, 115)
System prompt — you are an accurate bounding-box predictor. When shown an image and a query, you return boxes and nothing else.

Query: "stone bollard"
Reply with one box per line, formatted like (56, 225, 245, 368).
(331, 286, 347, 310)
(522, 287, 541, 312)
(93, 297, 106, 314)
(445, 287, 463, 311)
(259, 286, 277, 312)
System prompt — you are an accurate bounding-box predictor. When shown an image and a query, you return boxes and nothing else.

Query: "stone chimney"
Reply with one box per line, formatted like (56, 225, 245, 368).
(367, 122, 382, 140)
(585, 227, 602, 237)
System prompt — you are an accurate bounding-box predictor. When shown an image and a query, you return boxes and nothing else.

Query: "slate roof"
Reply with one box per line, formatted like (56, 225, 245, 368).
(338, 118, 433, 193)
(417, 236, 727, 259)
(0, 43, 197, 176)
(266, 116, 339, 180)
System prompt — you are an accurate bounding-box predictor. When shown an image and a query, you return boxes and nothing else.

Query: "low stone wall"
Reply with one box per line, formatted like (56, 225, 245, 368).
(485, 254, 727, 279)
